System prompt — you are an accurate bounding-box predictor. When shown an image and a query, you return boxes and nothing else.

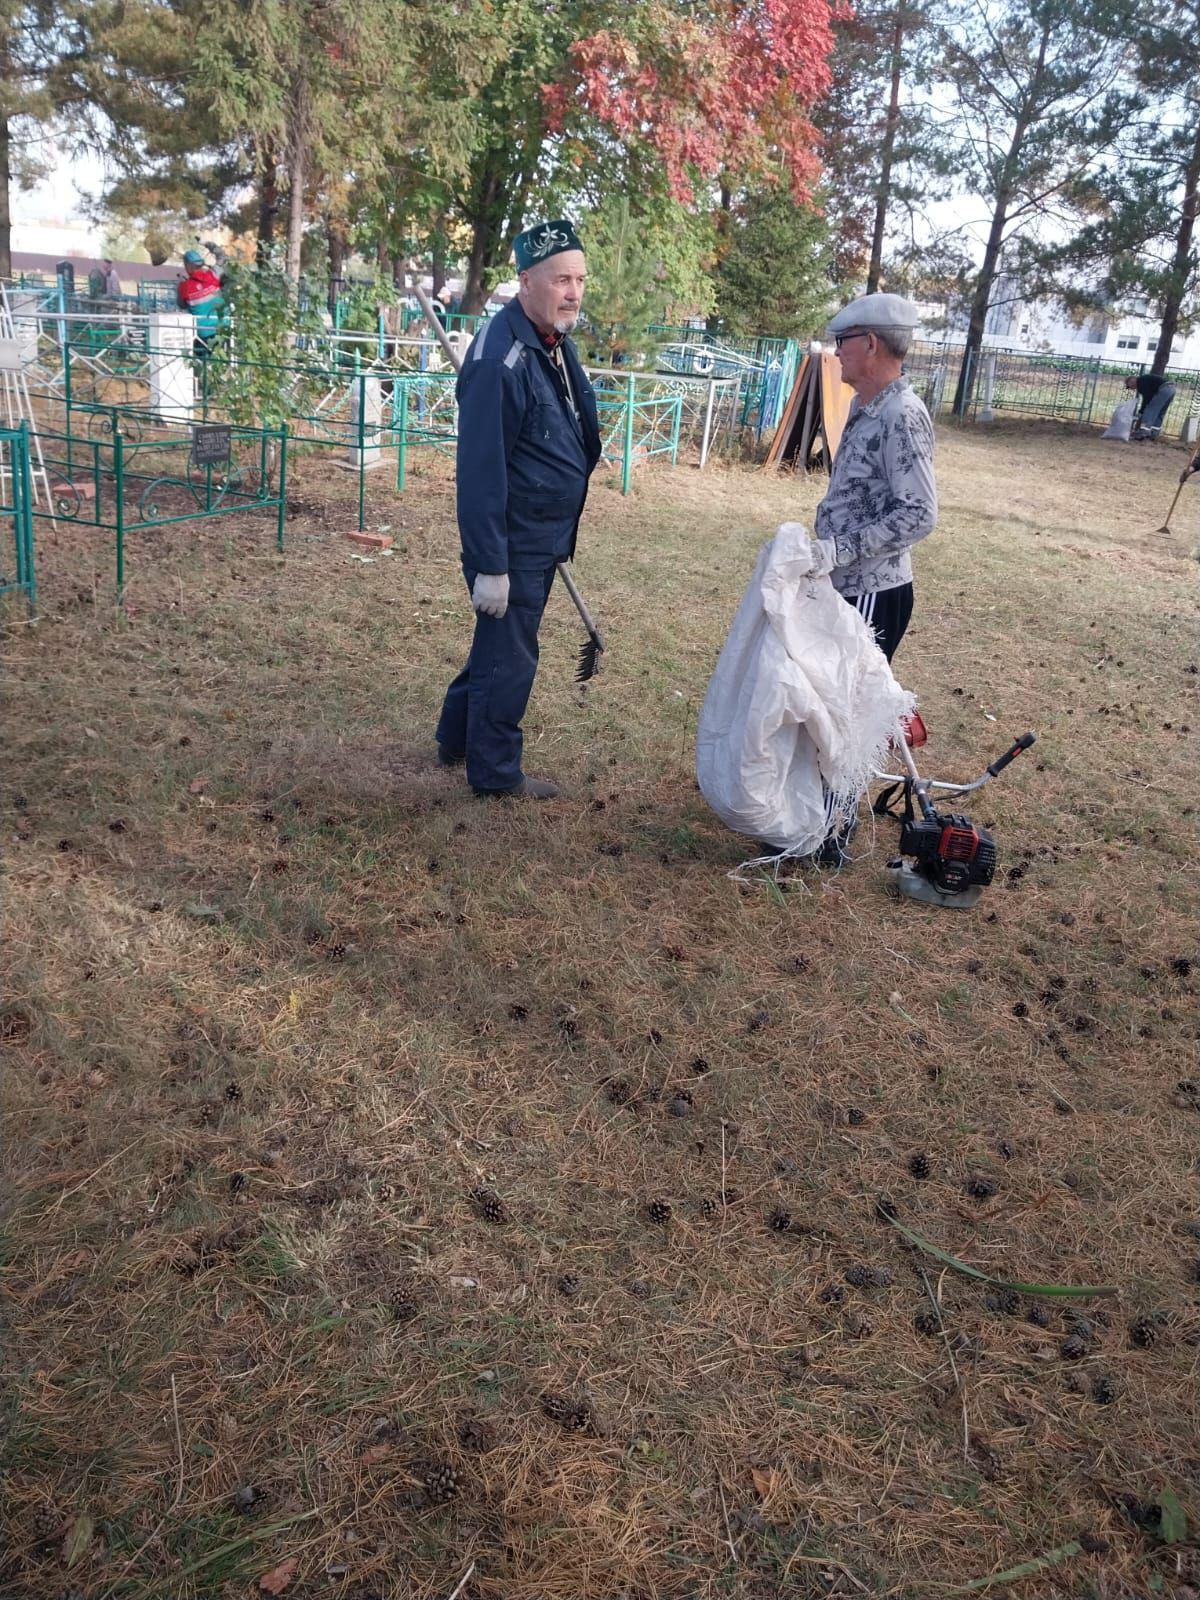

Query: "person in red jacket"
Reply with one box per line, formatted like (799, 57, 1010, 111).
(176, 249, 225, 353)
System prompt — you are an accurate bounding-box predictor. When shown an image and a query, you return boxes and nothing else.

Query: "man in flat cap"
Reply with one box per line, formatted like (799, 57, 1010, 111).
(810, 290, 937, 860)
(436, 219, 601, 798)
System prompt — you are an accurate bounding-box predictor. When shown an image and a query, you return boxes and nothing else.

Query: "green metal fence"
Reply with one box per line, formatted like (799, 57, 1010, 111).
(393, 371, 457, 492)
(964, 346, 1200, 430)
(390, 368, 683, 497)
(591, 374, 683, 491)
(136, 281, 182, 312)
(1, 423, 36, 613)
(900, 341, 958, 416)
(649, 325, 802, 440)
(32, 421, 288, 596)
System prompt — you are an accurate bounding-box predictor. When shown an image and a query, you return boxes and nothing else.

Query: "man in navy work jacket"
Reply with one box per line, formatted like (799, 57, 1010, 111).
(436, 218, 602, 797)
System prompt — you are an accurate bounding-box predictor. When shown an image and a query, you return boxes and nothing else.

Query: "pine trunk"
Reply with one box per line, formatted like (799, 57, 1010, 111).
(462, 160, 505, 313)
(327, 223, 347, 284)
(285, 77, 309, 284)
(431, 219, 447, 297)
(460, 141, 539, 313)
(867, 6, 907, 294)
(952, 23, 1049, 416)
(0, 116, 12, 283)
(326, 221, 347, 313)
(257, 151, 279, 251)
(1151, 111, 1200, 379)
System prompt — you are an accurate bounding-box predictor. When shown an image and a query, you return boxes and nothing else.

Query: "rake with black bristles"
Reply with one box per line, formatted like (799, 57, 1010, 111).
(408, 275, 606, 683)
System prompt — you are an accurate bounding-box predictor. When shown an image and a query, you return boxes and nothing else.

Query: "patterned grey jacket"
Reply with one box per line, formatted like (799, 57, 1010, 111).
(813, 377, 937, 597)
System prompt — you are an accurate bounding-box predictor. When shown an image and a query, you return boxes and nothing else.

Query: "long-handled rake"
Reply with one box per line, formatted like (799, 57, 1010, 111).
(1155, 448, 1199, 533)
(1155, 480, 1186, 534)
(407, 276, 605, 683)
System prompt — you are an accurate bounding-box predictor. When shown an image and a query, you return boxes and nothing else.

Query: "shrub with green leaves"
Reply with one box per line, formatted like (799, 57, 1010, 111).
(207, 246, 325, 428)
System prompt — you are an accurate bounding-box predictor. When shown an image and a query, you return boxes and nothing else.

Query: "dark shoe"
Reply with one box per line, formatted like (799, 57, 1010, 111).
(512, 775, 560, 799)
(813, 818, 858, 867)
(437, 744, 465, 767)
(474, 775, 560, 799)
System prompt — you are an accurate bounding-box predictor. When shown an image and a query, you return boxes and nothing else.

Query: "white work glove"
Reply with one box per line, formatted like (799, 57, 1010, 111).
(808, 538, 837, 578)
(472, 572, 510, 619)
(777, 521, 836, 579)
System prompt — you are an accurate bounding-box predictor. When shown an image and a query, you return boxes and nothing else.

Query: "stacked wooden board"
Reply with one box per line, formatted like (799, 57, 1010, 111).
(763, 348, 855, 474)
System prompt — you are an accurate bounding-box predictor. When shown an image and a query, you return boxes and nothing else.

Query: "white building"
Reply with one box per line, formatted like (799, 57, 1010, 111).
(921, 270, 1200, 368)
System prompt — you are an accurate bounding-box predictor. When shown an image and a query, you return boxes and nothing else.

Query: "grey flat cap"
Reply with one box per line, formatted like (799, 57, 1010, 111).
(827, 292, 918, 335)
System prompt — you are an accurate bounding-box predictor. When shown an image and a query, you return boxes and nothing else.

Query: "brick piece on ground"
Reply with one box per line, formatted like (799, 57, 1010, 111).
(346, 530, 393, 551)
(52, 480, 97, 501)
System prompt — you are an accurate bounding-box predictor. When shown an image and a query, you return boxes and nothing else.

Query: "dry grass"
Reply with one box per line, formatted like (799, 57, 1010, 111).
(2, 421, 1199, 1600)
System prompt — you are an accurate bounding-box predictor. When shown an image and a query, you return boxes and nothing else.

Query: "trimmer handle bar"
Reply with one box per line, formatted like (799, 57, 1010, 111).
(876, 731, 1036, 799)
(986, 732, 1036, 779)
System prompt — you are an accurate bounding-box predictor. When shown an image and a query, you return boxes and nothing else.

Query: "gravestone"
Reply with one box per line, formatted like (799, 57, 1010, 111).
(148, 312, 194, 423)
(347, 373, 384, 470)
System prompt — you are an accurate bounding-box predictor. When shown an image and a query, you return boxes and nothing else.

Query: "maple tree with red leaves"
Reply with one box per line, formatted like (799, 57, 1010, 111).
(545, 0, 842, 204)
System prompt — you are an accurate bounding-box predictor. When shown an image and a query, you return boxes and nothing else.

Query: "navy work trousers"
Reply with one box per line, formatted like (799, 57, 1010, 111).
(436, 565, 558, 793)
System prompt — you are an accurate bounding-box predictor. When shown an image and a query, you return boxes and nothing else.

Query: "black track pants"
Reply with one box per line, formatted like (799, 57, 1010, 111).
(844, 581, 914, 664)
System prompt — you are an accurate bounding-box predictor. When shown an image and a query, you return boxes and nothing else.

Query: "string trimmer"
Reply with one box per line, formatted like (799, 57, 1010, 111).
(872, 725, 1036, 909)
(407, 276, 605, 683)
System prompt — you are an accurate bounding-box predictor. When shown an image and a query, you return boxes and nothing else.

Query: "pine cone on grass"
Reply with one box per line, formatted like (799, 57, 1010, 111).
(418, 1460, 460, 1504)
(389, 1283, 419, 1323)
(1129, 1316, 1158, 1349)
(457, 1416, 497, 1452)
(470, 1184, 509, 1224)
(540, 1392, 593, 1432)
(845, 1264, 893, 1288)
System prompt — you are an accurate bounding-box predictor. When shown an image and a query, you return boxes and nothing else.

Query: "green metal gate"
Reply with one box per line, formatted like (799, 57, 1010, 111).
(1, 422, 36, 612)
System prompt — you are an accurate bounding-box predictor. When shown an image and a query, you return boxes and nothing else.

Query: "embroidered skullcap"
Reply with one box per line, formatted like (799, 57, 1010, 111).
(513, 219, 583, 271)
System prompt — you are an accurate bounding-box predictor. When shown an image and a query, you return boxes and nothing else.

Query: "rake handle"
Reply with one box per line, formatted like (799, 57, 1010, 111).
(409, 277, 463, 372)
(555, 559, 604, 650)
(1159, 480, 1186, 530)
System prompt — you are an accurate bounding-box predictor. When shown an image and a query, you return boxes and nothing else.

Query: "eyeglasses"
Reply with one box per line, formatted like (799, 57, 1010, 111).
(833, 331, 871, 350)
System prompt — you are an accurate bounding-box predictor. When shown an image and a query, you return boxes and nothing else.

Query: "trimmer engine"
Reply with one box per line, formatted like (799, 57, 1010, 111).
(899, 812, 997, 896)
(876, 730, 1034, 910)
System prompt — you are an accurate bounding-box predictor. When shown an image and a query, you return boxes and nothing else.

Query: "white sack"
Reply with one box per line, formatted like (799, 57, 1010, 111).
(1102, 397, 1135, 441)
(696, 522, 915, 853)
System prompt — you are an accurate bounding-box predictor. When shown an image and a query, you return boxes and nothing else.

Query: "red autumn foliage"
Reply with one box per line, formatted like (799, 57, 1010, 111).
(544, 0, 842, 203)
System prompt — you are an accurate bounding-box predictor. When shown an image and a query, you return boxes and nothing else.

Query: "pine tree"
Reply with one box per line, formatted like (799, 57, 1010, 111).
(1032, 0, 1200, 376)
(0, 1, 89, 278)
(582, 199, 673, 364)
(931, 0, 1138, 414)
(713, 183, 833, 340)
